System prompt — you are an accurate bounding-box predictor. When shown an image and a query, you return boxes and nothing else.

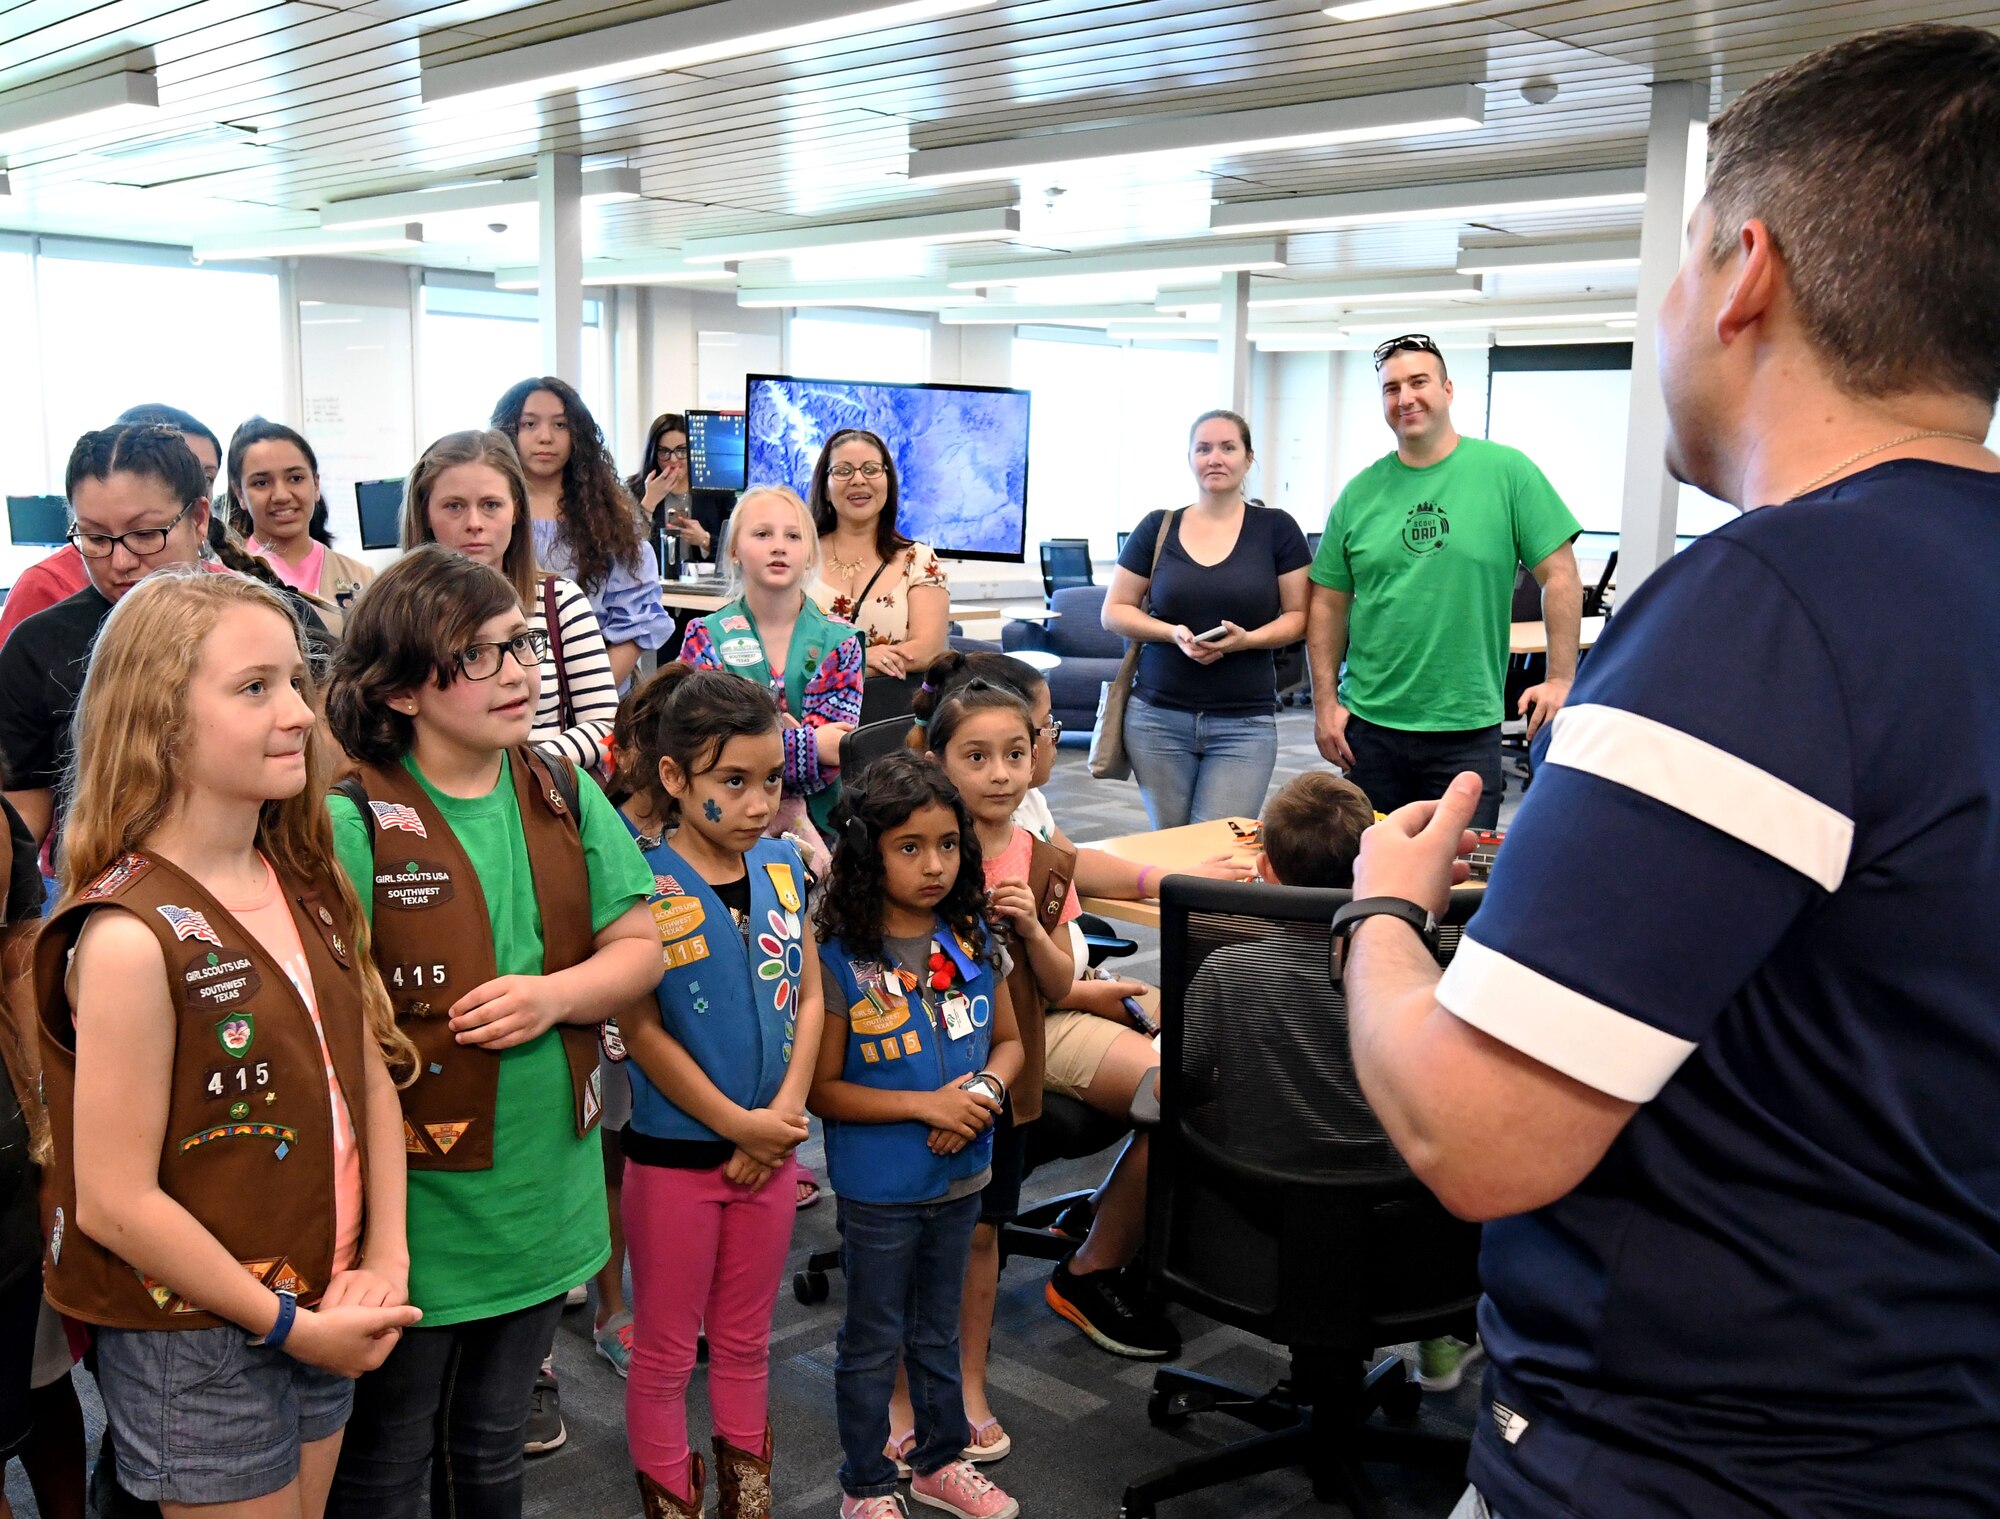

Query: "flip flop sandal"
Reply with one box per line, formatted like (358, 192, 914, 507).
(961, 1418, 1012, 1463)
(885, 1429, 916, 1479)
(796, 1174, 823, 1211)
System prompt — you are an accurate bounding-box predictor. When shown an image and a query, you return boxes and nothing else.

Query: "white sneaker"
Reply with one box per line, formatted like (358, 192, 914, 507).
(564, 1283, 589, 1307)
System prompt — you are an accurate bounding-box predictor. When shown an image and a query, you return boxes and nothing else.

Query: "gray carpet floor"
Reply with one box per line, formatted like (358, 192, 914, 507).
(13, 710, 1519, 1519)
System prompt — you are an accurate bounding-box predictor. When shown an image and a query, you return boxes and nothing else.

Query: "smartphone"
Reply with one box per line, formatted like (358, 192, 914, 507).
(1122, 996, 1159, 1036)
(1194, 625, 1230, 643)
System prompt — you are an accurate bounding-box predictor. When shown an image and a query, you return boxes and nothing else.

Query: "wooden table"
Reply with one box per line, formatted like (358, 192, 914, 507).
(1510, 615, 1606, 655)
(1077, 818, 1262, 930)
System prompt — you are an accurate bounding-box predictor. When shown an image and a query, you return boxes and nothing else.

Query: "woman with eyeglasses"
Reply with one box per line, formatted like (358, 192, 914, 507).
(627, 413, 717, 569)
(806, 429, 949, 682)
(400, 430, 619, 773)
(1103, 409, 1312, 829)
(493, 378, 674, 688)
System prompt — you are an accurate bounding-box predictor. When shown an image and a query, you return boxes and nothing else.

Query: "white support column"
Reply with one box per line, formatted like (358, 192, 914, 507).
(1618, 80, 1708, 595)
(537, 150, 583, 383)
(1217, 270, 1251, 413)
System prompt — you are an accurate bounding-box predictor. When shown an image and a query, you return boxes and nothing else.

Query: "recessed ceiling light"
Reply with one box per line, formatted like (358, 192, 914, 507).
(948, 237, 1288, 290)
(1210, 169, 1645, 234)
(683, 207, 1020, 264)
(0, 72, 159, 152)
(1456, 238, 1643, 275)
(495, 256, 737, 290)
(192, 224, 424, 262)
(1324, 0, 1479, 22)
(322, 168, 641, 229)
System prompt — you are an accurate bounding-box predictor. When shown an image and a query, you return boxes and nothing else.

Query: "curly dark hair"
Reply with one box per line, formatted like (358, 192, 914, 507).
(807, 428, 912, 563)
(491, 376, 645, 596)
(814, 751, 990, 965)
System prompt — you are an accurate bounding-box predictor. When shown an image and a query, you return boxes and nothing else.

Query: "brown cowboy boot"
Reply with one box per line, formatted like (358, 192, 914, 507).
(636, 1452, 706, 1519)
(711, 1426, 772, 1519)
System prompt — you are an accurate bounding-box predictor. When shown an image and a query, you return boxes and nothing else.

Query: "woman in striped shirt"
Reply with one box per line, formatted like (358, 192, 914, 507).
(397, 430, 619, 771)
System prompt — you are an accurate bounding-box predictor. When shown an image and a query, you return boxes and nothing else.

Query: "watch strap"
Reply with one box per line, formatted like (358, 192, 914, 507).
(1330, 897, 1437, 979)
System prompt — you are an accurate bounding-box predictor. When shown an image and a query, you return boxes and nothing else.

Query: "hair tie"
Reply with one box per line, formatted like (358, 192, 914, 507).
(919, 680, 935, 695)
(911, 717, 928, 732)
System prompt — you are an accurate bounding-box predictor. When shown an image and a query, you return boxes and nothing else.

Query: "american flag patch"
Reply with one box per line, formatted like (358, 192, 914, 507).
(156, 905, 222, 947)
(369, 801, 427, 836)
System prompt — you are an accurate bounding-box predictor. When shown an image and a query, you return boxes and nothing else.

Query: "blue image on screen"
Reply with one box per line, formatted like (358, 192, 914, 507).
(744, 374, 1031, 561)
(688, 411, 747, 492)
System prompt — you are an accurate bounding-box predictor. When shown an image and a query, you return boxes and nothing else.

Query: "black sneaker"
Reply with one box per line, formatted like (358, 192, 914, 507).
(1045, 1258, 1180, 1360)
(524, 1368, 566, 1456)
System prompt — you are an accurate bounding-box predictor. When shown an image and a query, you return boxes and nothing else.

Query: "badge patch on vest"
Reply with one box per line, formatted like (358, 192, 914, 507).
(583, 1067, 603, 1127)
(377, 859, 454, 911)
(764, 862, 802, 913)
(663, 936, 710, 971)
(850, 984, 910, 1039)
(651, 895, 705, 941)
(179, 1121, 297, 1155)
(755, 910, 804, 1013)
(652, 872, 685, 897)
(214, 1011, 255, 1057)
(720, 635, 763, 668)
(901, 1031, 923, 1056)
(1040, 874, 1068, 924)
(48, 1208, 61, 1265)
(719, 615, 751, 633)
(80, 853, 151, 901)
(860, 1041, 880, 1063)
(368, 801, 428, 837)
(403, 1120, 425, 1154)
(157, 905, 222, 947)
(183, 951, 263, 1016)
(426, 1121, 471, 1154)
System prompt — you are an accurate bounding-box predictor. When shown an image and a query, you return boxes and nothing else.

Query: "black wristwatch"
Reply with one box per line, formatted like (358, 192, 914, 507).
(1329, 897, 1438, 980)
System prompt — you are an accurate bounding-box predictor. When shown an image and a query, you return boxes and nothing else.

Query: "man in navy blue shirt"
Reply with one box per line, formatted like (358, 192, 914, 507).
(1339, 24, 2000, 1519)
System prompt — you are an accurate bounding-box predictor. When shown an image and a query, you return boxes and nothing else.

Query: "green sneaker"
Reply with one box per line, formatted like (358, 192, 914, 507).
(1416, 1335, 1484, 1392)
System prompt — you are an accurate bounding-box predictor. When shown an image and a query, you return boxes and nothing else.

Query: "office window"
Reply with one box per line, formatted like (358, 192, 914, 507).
(788, 311, 931, 384)
(1012, 335, 1218, 557)
(0, 245, 44, 499)
(35, 251, 281, 492)
(418, 284, 606, 445)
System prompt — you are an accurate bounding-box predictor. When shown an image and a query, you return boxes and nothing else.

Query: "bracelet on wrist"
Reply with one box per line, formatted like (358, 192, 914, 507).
(256, 1289, 299, 1349)
(1136, 865, 1159, 898)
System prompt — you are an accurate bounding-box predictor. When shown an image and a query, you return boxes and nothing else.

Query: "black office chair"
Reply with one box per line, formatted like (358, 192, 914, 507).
(1117, 530, 1131, 555)
(1583, 549, 1617, 617)
(836, 716, 918, 781)
(1306, 530, 1323, 558)
(1039, 539, 1093, 600)
(857, 673, 921, 725)
(1120, 877, 1484, 1519)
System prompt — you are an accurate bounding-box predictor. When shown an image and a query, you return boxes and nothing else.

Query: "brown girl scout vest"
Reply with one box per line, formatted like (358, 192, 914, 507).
(36, 850, 371, 1330)
(342, 747, 605, 1172)
(999, 833, 1077, 1126)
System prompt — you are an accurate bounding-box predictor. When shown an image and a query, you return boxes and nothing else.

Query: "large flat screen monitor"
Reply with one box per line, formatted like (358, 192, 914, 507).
(687, 410, 747, 492)
(745, 374, 1031, 561)
(356, 480, 405, 551)
(6, 495, 68, 548)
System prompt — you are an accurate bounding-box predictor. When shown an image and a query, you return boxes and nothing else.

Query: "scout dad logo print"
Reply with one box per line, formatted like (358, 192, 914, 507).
(1401, 501, 1450, 558)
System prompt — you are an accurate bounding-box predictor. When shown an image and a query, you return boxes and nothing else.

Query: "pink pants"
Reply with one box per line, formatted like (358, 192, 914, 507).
(622, 1154, 800, 1497)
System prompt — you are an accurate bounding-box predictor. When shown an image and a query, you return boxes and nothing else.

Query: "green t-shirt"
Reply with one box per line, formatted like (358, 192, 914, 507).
(1310, 437, 1580, 731)
(329, 753, 652, 1326)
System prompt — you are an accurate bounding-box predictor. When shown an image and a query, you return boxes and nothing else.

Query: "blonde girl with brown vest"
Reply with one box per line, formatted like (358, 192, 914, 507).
(36, 568, 421, 1518)
(319, 547, 658, 1519)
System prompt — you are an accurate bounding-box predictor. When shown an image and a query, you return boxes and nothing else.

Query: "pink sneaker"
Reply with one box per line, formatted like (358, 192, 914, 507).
(910, 1460, 1020, 1519)
(839, 1495, 906, 1518)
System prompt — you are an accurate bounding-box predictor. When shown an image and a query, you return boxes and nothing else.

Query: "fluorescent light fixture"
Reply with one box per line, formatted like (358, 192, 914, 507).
(191, 224, 423, 262)
(733, 280, 988, 309)
(1210, 169, 1645, 234)
(940, 305, 1187, 325)
(0, 170, 9, 197)
(906, 84, 1482, 183)
(494, 255, 737, 290)
(1340, 298, 1635, 331)
(1325, 0, 1478, 21)
(1495, 325, 1633, 345)
(0, 71, 159, 151)
(1456, 237, 1642, 275)
(1158, 271, 1482, 311)
(684, 207, 1019, 264)
(322, 168, 640, 229)
(422, 0, 996, 108)
(948, 237, 1287, 290)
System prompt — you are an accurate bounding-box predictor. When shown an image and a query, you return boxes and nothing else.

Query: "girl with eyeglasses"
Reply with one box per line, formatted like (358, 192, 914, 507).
(400, 430, 620, 775)
(807, 430, 950, 682)
(321, 547, 659, 1519)
(493, 379, 674, 688)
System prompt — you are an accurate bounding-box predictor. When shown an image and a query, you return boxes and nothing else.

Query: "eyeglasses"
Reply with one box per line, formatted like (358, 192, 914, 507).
(454, 629, 550, 681)
(1372, 333, 1443, 370)
(68, 499, 199, 559)
(828, 462, 887, 481)
(657, 445, 690, 462)
(1038, 716, 1063, 741)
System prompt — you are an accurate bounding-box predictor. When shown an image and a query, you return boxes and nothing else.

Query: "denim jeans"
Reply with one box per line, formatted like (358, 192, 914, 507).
(832, 1193, 981, 1498)
(1343, 715, 1504, 829)
(1124, 696, 1280, 830)
(327, 1294, 564, 1519)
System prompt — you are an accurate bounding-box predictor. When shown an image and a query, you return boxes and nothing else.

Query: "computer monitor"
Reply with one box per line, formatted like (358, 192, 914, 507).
(6, 495, 69, 548)
(355, 480, 405, 551)
(687, 410, 747, 492)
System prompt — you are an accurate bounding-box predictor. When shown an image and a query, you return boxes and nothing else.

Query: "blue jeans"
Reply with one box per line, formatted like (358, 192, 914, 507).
(833, 1193, 981, 1498)
(328, 1294, 563, 1519)
(1124, 696, 1280, 829)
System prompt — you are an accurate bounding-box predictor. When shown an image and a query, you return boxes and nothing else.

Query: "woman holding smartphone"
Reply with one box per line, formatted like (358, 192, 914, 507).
(1101, 411, 1311, 829)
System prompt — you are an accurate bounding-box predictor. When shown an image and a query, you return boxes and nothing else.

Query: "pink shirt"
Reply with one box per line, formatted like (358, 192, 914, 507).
(222, 857, 363, 1275)
(983, 825, 1081, 925)
(247, 537, 326, 597)
(0, 546, 91, 649)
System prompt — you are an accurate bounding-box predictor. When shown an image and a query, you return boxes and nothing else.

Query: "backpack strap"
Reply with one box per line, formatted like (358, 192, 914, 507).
(334, 775, 374, 834)
(519, 746, 582, 824)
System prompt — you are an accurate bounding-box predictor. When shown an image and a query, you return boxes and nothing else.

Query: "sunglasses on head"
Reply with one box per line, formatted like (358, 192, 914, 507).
(1372, 334, 1443, 370)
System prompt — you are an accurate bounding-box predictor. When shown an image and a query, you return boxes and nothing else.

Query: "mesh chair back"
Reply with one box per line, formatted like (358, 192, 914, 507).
(1148, 877, 1484, 1349)
(1039, 540, 1093, 598)
(838, 716, 917, 781)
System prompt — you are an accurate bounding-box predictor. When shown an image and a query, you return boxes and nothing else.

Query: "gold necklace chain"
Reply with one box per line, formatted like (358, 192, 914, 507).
(827, 551, 875, 579)
(1784, 429, 1983, 502)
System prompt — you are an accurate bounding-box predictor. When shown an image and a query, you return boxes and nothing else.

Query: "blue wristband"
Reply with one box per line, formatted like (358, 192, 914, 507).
(258, 1290, 298, 1349)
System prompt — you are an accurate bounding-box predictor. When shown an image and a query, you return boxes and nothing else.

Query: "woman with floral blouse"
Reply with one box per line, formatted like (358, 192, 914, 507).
(806, 428, 950, 678)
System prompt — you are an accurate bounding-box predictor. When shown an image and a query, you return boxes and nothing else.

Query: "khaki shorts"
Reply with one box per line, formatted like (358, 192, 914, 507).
(1043, 1009, 1134, 1099)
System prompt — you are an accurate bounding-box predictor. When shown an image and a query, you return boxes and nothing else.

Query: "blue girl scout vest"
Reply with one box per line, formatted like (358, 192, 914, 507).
(629, 835, 807, 1144)
(818, 920, 1000, 1206)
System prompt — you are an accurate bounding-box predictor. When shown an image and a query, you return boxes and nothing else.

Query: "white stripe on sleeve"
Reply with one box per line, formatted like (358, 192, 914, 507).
(1544, 703, 1853, 891)
(1437, 934, 1698, 1103)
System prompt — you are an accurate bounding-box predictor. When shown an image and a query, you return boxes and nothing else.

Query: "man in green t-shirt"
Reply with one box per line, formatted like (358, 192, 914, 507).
(1307, 334, 1583, 826)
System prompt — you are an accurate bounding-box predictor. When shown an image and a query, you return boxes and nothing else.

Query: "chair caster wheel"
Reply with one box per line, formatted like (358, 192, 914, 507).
(1147, 1388, 1189, 1428)
(1381, 1374, 1423, 1420)
(793, 1270, 829, 1305)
